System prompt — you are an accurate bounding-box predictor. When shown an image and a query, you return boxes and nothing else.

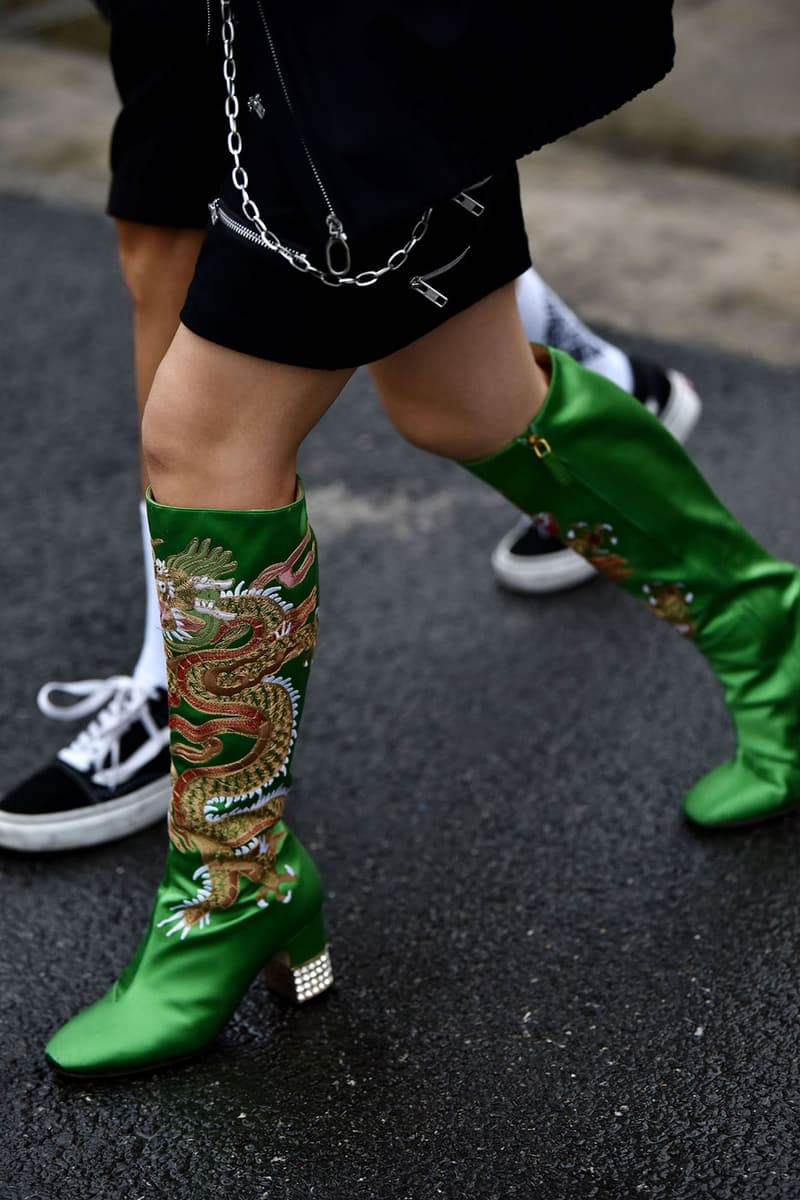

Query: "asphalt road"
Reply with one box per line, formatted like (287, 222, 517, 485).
(2, 194, 800, 1200)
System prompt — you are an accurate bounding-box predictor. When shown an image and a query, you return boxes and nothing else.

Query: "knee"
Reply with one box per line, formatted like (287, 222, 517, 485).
(378, 389, 485, 461)
(140, 341, 231, 490)
(116, 220, 203, 312)
(385, 405, 456, 457)
(140, 352, 197, 484)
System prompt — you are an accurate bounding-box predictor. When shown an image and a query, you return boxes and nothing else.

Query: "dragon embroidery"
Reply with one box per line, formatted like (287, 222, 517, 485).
(152, 529, 318, 938)
(534, 512, 697, 636)
(562, 519, 633, 583)
(641, 582, 696, 637)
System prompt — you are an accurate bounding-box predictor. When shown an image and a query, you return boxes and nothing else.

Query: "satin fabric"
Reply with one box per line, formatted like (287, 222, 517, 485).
(46, 487, 328, 1075)
(463, 348, 800, 826)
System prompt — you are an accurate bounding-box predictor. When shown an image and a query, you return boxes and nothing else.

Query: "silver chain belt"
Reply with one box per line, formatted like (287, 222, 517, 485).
(219, 0, 432, 289)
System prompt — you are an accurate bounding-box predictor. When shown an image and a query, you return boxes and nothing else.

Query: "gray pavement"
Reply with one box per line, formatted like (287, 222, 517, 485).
(2, 194, 800, 1200)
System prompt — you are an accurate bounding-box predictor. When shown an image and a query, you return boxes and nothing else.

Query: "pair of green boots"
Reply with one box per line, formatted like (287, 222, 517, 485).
(46, 349, 800, 1076)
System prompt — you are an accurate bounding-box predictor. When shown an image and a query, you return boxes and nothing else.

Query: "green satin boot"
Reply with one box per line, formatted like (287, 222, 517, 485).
(45, 485, 333, 1076)
(462, 347, 800, 827)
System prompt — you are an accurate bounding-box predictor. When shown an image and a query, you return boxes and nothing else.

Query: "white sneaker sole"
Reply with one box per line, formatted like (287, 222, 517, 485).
(658, 369, 703, 444)
(0, 775, 171, 852)
(491, 369, 702, 595)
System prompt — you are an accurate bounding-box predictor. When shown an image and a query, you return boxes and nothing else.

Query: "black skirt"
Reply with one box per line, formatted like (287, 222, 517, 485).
(181, 168, 531, 370)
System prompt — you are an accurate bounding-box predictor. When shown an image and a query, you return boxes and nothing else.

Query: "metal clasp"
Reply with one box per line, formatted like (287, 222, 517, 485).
(527, 434, 552, 458)
(410, 277, 448, 307)
(453, 191, 485, 216)
(325, 214, 351, 277)
(247, 94, 266, 119)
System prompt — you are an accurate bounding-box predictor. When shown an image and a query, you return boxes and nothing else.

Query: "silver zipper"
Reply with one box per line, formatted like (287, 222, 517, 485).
(208, 198, 283, 251)
(205, 0, 212, 44)
(453, 192, 485, 216)
(248, 94, 266, 120)
(453, 176, 493, 216)
(209, 198, 291, 252)
(254, 0, 351, 276)
(410, 246, 471, 307)
(210, 198, 258, 242)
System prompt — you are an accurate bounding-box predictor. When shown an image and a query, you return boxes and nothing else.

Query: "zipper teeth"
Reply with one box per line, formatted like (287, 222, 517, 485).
(417, 246, 471, 283)
(214, 201, 272, 247)
(206, 0, 212, 43)
(254, 0, 336, 220)
(214, 201, 311, 263)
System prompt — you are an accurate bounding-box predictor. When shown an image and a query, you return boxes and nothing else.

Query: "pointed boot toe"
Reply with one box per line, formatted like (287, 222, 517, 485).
(682, 752, 800, 828)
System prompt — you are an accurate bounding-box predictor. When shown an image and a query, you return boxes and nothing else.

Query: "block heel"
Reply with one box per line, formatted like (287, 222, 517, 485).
(263, 908, 334, 1004)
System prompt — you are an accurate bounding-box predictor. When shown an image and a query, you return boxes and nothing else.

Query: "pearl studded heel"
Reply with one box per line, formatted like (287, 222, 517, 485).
(263, 909, 334, 1004)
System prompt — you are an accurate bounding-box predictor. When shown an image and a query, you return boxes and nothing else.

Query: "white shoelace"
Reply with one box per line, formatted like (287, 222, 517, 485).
(37, 676, 167, 788)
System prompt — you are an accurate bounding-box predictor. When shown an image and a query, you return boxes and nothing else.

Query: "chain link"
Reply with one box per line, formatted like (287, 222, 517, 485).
(219, 0, 431, 288)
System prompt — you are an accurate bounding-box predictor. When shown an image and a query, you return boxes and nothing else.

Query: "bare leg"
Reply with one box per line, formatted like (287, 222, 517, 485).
(369, 282, 548, 461)
(115, 220, 206, 492)
(142, 324, 353, 508)
(142, 283, 543, 510)
(0, 223, 210, 853)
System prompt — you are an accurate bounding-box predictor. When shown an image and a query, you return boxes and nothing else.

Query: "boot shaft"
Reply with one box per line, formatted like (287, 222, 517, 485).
(463, 348, 799, 660)
(146, 485, 319, 896)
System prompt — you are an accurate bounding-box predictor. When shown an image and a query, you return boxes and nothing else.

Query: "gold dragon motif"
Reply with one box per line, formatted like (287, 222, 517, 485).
(152, 528, 318, 935)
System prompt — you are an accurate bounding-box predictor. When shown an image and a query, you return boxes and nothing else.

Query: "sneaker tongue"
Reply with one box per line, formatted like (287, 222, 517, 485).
(48, 678, 161, 777)
(58, 696, 141, 774)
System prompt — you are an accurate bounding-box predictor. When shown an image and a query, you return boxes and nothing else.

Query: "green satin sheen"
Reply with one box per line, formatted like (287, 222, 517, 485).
(463, 348, 800, 826)
(46, 486, 327, 1075)
(45, 828, 324, 1075)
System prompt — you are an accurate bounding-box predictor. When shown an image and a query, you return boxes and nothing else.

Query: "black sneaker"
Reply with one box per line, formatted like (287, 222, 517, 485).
(0, 677, 171, 852)
(490, 358, 702, 594)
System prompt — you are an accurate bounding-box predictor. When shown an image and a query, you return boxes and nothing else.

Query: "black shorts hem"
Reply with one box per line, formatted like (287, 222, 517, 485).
(180, 253, 531, 370)
(180, 169, 531, 370)
(106, 188, 210, 231)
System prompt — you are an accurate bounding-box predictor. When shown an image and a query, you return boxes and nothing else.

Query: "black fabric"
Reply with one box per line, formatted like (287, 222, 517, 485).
(2, 763, 100, 816)
(101, 1, 673, 247)
(630, 355, 672, 412)
(105, 0, 228, 228)
(182, 169, 531, 368)
(1, 691, 170, 816)
(508, 525, 566, 558)
(232, 2, 676, 241)
(0, 751, 171, 816)
(100, 1, 673, 362)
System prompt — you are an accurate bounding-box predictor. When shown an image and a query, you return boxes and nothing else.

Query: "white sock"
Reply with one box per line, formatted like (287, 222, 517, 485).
(131, 500, 168, 692)
(516, 268, 634, 394)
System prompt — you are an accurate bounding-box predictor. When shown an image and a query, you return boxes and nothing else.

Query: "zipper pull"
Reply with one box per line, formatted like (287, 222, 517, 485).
(325, 214, 351, 277)
(209, 198, 220, 225)
(410, 277, 448, 308)
(524, 433, 571, 484)
(453, 192, 486, 216)
(247, 94, 266, 120)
